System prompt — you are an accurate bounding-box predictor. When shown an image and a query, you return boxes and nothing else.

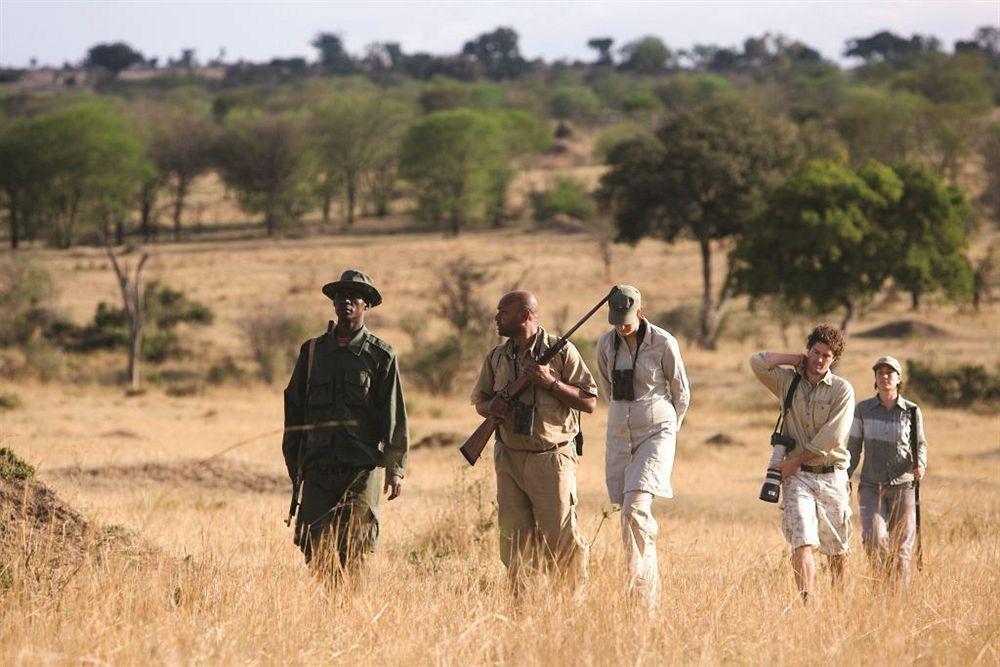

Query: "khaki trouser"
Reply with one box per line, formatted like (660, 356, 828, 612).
(296, 465, 383, 576)
(495, 441, 588, 589)
(622, 490, 659, 609)
(858, 482, 917, 586)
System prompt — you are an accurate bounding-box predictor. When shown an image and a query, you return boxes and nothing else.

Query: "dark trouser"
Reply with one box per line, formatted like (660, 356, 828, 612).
(858, 482, 916, 586)
(295, 465, 382, 574)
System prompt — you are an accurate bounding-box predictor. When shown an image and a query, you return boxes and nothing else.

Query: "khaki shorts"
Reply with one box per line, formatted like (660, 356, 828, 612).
(780, 469, 852, 555)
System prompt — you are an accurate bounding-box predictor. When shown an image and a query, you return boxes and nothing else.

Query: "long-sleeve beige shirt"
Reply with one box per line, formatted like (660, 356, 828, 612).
(749, 352, 855, 469)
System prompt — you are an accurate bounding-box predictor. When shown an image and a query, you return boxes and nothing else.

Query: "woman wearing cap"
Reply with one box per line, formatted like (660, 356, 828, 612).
(847, 356, 927, 587)
(596, 285, 690, 609)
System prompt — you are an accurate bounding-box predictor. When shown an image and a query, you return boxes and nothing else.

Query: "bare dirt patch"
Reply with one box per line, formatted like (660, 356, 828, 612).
(856, 319, 952, 339)
(50, 458, 288, 494)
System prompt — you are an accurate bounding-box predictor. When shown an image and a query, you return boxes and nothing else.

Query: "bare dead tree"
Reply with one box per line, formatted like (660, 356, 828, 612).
(106, 246, 150, 392)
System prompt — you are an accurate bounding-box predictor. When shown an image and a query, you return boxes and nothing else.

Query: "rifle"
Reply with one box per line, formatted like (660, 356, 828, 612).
(909, 405, 923, 570)
(459, 288, 616, 466)
(286, 336, 318, 527)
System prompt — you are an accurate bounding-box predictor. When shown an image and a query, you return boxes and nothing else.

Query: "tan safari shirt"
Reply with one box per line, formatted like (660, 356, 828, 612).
(749, 352, 855, 469)
(471, 327, 598, 452)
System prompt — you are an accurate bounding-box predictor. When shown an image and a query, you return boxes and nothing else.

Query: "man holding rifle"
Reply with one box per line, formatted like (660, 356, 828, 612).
(471, 290, 598, 592)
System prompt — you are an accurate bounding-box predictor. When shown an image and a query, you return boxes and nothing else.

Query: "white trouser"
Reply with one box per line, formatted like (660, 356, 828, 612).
(621, 490, 659, 609)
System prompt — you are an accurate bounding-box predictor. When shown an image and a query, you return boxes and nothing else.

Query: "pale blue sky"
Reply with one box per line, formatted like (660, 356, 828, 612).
(1, 1, 997, 68)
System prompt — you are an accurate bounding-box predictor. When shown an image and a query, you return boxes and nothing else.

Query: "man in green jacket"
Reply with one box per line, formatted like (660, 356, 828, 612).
(282, 270, 409, 574)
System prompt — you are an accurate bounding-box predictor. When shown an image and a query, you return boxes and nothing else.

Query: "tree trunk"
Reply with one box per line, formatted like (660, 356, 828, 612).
(346, 178, 357, 226)
(140, 197, 153, 242)
(8, 196, 18, 250)
(696, 238, 719, 349)
(911, 290, 920, 311)
(172, 175, 188, 242)
(107, 248, 150, 393)
(839, 299, 854, 335)
(322, 190, 332, 225)
(115, 219, 124, 246)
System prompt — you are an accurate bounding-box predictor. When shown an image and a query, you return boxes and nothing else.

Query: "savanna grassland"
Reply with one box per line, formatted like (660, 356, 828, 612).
(1, 223, 998, 665)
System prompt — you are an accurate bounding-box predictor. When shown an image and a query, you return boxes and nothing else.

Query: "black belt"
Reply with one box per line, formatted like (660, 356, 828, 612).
(800, 464, 837, 474)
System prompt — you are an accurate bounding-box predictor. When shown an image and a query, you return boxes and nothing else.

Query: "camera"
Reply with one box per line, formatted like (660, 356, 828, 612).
(611, 368, 635, 401)
(511, 400, 535, 436)
(758, 433, 795, 503)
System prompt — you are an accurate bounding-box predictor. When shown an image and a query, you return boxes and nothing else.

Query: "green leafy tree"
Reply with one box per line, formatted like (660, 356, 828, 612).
(461, 27, 529, 80)
(732, 160, 904, 332)
(399, 109, 508, 235)
(85, 42, 145, 76)
(214, 111, 314, 236)
(981, 123, 1000, 219)
(599, 98, 799, 347)
(587, 37, 615, 66)
(619, 36, 673, 74)
(311, 94, 413, 225)
(888, 164, 974, 309)
(312, 33, 355, 75)
(835, 86, 932, 165)
(549, 85, 602, 122)
(0, 102, 148, 248)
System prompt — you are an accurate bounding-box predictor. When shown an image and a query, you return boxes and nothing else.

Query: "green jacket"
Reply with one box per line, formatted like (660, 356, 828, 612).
(282, 325, 409, 481)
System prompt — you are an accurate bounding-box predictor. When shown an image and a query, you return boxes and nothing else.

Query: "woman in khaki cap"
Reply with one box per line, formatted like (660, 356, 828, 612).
(846, 356, 928, 586)
(596, 285, 690, 610)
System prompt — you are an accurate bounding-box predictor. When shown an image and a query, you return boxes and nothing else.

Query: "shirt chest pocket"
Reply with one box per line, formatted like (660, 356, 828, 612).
(812, 400, 833, 428)
(343, 370, 371, 407)
(307, 380, 334, 408)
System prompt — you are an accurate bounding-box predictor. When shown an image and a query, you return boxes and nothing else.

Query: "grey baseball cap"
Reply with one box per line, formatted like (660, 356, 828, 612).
(872, 356, 902, 374)
(608, 285, 641, 326)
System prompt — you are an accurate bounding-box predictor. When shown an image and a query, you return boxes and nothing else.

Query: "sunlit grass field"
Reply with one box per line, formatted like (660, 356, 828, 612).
(1, 229, 998, 664)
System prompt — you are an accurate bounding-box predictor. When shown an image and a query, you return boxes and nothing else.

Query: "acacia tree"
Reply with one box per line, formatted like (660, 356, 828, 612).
(888, 164, 974, 309)
(399, 109, 508, 235)
(732, 160, 903, 333)
(214, 111, 313, 236)
(311, 94, 412, 225)
(106, 247, 150, 392)
(85, 42, 145, 76)
(0, 103, 148, 248)
(599, 97, 798, 348)
(153, 104, 216, 241)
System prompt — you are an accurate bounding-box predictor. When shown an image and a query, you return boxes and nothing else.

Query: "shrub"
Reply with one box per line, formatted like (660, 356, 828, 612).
(403, 334, 467, 395)
(0, 447, 34, 481)
(906, 360, 1000, 408)
(0, 392, 22, 410)
(0, 258, 58, 347)
(652, 304, 701, 346)
(74, 280, 214, 362)
(593, 122, 656, 160)
(549, 85, 602, 122)
(240, 310, 307, 383)
(622, 88, 662, 113)
(207, 356, 249, 385)
(530, 178, 596, 224)
(437, 259, 495, 335)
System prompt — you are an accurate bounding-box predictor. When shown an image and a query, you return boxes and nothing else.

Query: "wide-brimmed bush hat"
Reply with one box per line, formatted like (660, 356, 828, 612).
(322, 269, 383, 307)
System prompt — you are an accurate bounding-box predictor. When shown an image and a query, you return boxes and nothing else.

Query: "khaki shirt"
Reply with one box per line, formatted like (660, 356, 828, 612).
(471, 328, 598, 452)
(749, 352, 855, 468)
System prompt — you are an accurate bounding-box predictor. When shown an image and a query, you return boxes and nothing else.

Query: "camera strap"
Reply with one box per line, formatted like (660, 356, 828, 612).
(773, 374, 802, 436)
(612, 318, 647, 369)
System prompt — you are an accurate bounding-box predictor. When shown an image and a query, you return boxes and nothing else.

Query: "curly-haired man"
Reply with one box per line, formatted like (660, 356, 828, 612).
(749, 325, 855, 601)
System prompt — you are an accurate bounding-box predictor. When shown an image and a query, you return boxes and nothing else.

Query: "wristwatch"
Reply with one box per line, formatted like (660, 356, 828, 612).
(547, 378, 560, 392)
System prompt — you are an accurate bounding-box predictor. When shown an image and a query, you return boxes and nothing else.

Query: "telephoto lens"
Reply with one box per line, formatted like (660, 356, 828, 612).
(759, 468, 782, 503)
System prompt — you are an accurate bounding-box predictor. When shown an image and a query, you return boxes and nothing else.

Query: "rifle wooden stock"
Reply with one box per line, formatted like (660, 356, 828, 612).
(458, 289, 615, 466)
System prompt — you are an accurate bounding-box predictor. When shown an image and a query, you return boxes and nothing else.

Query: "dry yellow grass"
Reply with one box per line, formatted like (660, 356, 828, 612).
(1, 229, 998, 664)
